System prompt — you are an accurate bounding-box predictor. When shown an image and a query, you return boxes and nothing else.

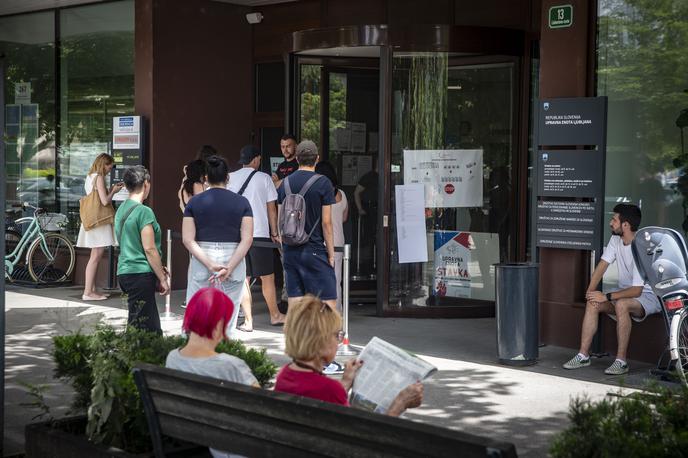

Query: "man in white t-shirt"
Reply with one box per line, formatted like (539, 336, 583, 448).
(228, 145, 286, 330)
(563, 203, 661, 375)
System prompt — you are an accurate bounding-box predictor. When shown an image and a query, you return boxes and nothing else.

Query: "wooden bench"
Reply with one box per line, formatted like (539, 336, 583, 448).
(133, 363, 518, 458)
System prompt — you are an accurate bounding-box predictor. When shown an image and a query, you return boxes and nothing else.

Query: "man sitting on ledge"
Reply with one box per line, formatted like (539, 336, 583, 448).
(563, 203, 661, 375)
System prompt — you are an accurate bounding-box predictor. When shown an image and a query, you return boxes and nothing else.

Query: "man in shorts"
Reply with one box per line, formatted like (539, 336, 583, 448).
(228, 145, 286, 330)
(277, 140, 337, 309)
(563, 203, 661, 375)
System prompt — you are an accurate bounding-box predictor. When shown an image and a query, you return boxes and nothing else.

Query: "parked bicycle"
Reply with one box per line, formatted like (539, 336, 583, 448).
(632, 226, 688, 386)
(4, 203, 75, 283)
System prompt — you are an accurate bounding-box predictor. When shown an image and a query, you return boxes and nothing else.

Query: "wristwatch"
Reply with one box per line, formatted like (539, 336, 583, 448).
(606, 292, 612, 302)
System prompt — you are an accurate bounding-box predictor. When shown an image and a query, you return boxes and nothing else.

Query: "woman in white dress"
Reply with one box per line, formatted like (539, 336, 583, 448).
(76, 153, 124, 300)
(315, 161, 348, 311)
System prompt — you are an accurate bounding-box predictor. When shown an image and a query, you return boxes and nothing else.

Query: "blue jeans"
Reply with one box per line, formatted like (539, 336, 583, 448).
(186, 242, 245, 339)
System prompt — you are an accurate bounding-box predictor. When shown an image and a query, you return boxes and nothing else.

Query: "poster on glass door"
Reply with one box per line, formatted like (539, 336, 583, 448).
(403, 149, 483, 208)
(434, 230, 471, 298)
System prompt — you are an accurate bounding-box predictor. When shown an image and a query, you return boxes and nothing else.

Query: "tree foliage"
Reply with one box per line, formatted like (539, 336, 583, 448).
(598, 0, 688, 172)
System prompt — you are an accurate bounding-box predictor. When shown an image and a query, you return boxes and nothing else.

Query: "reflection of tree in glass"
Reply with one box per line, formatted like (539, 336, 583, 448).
(598, 0, 688, 173)
(300, 65, 321, 143)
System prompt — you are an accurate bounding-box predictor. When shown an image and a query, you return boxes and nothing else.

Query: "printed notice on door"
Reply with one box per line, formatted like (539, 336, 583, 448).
(395, 184, 428, 264)
(403, 149, 483, 208)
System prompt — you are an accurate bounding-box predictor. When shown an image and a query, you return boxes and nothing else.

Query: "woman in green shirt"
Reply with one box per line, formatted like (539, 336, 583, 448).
(114, 166, 169, 334)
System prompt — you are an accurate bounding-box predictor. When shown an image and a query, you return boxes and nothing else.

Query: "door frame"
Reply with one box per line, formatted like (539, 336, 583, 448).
(287, 24, 529, 317)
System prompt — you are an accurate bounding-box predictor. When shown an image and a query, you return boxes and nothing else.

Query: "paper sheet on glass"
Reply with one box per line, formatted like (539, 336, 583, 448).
(350, 122, 366, 153)
(395, 184, 428, 264)
(403, 149, 483, 208)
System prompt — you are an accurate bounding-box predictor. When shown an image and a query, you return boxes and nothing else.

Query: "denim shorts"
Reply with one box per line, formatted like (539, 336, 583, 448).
(283, 246, 337, 301)
(186, 241, 245, 339)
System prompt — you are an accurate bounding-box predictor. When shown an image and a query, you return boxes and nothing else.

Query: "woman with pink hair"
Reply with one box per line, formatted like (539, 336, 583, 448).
(166, 287, 257, 458)
(166, 287, 258, 387)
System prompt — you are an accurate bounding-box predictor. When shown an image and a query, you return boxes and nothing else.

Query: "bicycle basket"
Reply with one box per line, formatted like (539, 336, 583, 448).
(38, 212, 69, 231)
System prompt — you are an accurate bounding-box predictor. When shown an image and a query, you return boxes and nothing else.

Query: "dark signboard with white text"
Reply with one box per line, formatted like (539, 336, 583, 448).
(534, 97, 607, 251)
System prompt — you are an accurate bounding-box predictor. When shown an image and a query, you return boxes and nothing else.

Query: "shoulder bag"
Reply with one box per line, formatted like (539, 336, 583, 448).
(237, 170, 258, 196)
(79, 176, 115, 231)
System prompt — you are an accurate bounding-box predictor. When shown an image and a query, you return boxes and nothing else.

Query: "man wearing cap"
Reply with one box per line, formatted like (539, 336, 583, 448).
(228, 145, 286, 330)
(277, 140, 337, 309)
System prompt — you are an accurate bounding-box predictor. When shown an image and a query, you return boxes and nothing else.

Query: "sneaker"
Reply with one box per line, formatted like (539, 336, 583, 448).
(604, 359, 629, 375)
(563, 354, 591, 370)
(322, 361, 344, 375)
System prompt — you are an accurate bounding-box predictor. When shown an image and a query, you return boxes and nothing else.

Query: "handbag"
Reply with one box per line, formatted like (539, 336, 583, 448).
(79, 179, 115, 231)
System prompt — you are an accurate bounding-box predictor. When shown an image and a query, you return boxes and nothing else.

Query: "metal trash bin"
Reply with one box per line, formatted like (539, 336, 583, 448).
(495, 262, 539, 366)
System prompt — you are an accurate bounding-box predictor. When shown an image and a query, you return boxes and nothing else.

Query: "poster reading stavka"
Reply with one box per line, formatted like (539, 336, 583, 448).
(434, 230, 471, 298)
(403, 149, 483, 208)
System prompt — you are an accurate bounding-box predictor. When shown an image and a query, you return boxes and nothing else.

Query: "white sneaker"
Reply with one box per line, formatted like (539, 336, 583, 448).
(322, 361, 344, 375)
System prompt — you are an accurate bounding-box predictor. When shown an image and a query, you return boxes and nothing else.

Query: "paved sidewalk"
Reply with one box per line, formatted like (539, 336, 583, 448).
(3, 285, 658, 456)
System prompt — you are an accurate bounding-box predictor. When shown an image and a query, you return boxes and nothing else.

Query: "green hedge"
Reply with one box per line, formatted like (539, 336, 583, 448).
(551, 384, 688, 458)
(52, 325, 277, 453)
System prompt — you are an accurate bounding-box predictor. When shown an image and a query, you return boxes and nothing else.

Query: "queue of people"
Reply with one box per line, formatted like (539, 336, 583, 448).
(77, 135, 424, 440)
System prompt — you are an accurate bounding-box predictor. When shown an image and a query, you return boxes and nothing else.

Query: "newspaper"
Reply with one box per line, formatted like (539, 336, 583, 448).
(350, 337, 437, 414)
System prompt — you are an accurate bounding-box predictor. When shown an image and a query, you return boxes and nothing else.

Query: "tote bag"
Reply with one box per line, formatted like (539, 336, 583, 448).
(79, 185, 115, 231)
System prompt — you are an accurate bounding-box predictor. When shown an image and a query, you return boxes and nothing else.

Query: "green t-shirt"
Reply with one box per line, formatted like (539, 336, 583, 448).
(115, 199, 162, 275)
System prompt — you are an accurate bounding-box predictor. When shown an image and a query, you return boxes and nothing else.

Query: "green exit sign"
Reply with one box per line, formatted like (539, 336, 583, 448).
(549, 5, 573, 28)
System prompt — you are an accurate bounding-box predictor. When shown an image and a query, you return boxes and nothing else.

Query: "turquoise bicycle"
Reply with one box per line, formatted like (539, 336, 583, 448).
(4, 203, 75, 283)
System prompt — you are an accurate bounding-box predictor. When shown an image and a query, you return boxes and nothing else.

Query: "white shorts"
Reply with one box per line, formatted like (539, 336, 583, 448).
(606, 290, 662, 323)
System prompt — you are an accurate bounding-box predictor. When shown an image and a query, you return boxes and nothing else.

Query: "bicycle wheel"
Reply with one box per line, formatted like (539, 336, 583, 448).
(5, 229, 21, 257)
(676, 309, 688, 387)
(27, 233, 75, 283)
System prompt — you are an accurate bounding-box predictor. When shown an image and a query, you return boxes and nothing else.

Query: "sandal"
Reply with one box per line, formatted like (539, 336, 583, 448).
(237, 323, 253, 333)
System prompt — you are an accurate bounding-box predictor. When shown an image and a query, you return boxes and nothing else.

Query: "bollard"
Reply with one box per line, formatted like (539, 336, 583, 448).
(337, 243, 360, 356)
(160, 229, 181, 321)
(352, 217, 365, 281)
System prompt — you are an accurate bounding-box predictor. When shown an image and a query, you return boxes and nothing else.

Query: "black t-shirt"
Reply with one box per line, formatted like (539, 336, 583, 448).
(358, 170, 379, 208)
(277, 170, 335, 251)
(184, 188, 253, 242)
(275, 159, 299, 180)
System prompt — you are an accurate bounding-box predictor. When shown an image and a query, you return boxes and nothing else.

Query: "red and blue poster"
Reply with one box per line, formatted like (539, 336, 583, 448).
(434, 230, 471, 298)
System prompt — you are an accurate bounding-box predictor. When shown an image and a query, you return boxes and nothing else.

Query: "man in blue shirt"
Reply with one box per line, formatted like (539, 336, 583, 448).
(277, 140, 337, 309)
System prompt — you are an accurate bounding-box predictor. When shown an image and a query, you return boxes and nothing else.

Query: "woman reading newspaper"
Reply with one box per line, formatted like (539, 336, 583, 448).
(274, 296, 424, 416)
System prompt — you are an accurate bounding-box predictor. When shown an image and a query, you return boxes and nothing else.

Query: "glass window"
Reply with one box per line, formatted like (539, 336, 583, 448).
(0, 12, 56, 213)
(59, 0, 135, 239)
(389, 53, 515, 307)
(598, 1, 688, 290)
(300, 64, 322, 144)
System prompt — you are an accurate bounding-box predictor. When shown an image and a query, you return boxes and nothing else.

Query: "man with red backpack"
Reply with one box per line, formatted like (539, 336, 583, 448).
(277, 140, 337, 309)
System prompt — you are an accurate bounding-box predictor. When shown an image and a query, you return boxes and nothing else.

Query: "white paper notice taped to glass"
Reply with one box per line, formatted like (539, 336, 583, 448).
(395, 184, 428, 264)
(403, 149, 483, 208)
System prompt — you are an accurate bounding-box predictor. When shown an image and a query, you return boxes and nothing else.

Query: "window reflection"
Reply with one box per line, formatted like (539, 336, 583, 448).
(389, 54, 514, 308)
(59, 1, 135, 239)
(599, 0, 688, 233)
(1, 2, 134, 242)
(0, 12, 56, 215)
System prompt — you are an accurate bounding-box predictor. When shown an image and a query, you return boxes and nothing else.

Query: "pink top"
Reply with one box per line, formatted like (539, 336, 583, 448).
(274, 364, 349, 406)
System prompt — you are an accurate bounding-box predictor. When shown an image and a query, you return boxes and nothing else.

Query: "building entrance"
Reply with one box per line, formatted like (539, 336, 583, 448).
(289, 26, 528, 317)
